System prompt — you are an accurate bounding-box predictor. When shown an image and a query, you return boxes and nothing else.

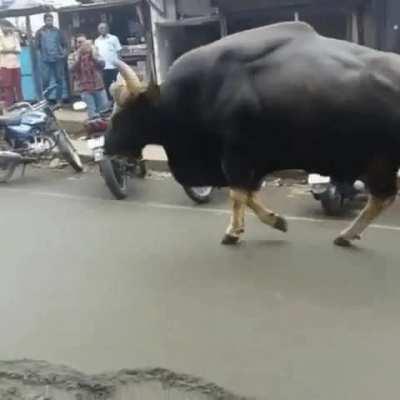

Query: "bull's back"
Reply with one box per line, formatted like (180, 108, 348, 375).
(161, 22, 400, 183)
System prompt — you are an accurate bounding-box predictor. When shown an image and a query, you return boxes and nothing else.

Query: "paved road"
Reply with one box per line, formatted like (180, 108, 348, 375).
(1, 167, 400, 399)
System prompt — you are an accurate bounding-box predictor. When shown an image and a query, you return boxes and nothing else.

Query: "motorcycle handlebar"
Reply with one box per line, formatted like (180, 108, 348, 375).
(8, 102, 34, 112)
(42, 84, 58, 98)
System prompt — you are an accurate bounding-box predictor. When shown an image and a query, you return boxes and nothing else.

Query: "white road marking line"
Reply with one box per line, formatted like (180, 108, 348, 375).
(1, 187, 400, 233)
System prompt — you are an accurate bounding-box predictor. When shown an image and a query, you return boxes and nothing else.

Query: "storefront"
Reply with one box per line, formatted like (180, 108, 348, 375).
(155, 15, 222, 81)
(150, 0, 378, 84)
(150, 0, 224, 83)
(58, 0, 151, 95)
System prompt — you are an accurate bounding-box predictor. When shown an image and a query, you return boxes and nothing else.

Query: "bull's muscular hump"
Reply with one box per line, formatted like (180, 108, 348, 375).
(160, 21, 400, 190)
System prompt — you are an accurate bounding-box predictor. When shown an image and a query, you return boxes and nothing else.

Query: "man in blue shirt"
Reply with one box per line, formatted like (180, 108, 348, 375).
(35, 13, 67, 105)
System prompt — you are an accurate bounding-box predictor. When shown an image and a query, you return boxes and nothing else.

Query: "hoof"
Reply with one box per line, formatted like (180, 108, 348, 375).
(274, 216, 288, 233)
(221, 234, 240, 245)
(334, 236, 352, 247)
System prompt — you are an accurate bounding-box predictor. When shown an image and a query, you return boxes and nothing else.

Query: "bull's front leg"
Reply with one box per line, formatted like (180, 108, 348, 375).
(334, 194, 396, 247)
(247, 191, 288, 233)
(222, 189, 247, 245)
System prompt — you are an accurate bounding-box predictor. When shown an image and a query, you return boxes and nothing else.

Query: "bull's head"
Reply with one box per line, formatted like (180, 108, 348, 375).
(104, 60, 161, 158)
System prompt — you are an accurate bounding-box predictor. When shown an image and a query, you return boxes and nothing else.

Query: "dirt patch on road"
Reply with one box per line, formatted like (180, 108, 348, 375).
(0, 360, 250, 400)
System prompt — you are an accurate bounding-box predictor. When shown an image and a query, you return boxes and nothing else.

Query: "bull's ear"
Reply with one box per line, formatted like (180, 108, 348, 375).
(145, 81, 160, 104)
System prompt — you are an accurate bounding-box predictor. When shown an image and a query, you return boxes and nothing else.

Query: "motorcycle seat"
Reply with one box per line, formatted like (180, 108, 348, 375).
(0, 113, 22, 127)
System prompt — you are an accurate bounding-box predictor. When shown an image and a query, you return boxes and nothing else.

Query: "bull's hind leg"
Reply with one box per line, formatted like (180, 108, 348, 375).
(334, 195, 396, 247)
(222, 190, 247, 245)
(334, 158, 397, 247)
(247, 191, 288, 233)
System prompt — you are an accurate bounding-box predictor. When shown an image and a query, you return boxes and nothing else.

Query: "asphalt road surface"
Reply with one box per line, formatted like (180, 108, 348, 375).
(1, 166, 400, 399)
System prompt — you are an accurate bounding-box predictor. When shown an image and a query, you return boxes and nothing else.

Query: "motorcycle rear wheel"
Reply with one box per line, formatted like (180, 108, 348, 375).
(184, 186, 214, 204)
(320, 184, 343, 216)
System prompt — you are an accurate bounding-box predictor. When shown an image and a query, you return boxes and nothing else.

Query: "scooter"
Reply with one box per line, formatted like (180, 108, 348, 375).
(308, 174, 366, 215)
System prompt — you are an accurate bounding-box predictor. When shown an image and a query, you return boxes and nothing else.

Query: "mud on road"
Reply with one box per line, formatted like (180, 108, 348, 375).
(0, 360, 249, 400)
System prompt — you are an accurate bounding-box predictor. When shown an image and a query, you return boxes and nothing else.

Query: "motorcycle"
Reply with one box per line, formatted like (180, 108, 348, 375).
(85, 115, 214, 203)
(0, 85, 83, 182)
(85, 114, 146, 200)
(308, 174, 366, 215)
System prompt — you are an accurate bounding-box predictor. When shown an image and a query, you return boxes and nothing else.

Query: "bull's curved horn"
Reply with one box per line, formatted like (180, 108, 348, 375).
(109, 75, 130, 108)
(110, 60, 144, 107)
(113, 59, 142, 96)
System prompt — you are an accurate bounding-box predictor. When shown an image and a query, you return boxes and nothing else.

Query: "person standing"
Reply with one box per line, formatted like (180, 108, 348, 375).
(95, 23, 121, 100)
(70, 34, 108, 120)
(0, 22, 22, 107)
(35, 13, 67, 106)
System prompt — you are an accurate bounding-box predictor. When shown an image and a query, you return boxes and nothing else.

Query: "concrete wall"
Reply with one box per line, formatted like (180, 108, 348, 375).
(150, 0, 177, 84)
(383, 0, 400, 52)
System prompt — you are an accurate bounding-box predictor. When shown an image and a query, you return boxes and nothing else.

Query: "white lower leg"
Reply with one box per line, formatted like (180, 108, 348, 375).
(338, 195, 395, 242)
(247, 192, 288, 232)
(226, 206, 245, 237)
(224, 190, 247, 241)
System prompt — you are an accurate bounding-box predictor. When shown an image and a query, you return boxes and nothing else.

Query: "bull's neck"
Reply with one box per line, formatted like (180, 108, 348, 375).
(145, 105, 167, 146)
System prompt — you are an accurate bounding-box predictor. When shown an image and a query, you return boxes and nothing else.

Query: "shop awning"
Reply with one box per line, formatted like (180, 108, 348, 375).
(0, 0, 54, 18)
(216, 0, 370, 14)
(58, 0, 141, 13)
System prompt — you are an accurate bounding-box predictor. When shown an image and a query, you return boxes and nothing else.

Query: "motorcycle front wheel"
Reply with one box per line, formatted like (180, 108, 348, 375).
(99, 157, 128, 200)
(57, 130, 83, 172)
(0, 157, 19, 183)
(184, 186, 214, 204)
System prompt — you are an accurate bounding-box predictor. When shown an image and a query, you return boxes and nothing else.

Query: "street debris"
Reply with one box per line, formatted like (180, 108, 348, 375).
(146, 170, 172, 181)
(49, 158, 68, 169)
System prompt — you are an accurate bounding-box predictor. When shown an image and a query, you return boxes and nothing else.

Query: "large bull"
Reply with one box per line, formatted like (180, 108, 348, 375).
(105, 21, 400, 247)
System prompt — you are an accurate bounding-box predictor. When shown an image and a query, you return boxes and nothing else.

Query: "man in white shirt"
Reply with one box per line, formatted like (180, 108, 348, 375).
(95, 23, 122, 100)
